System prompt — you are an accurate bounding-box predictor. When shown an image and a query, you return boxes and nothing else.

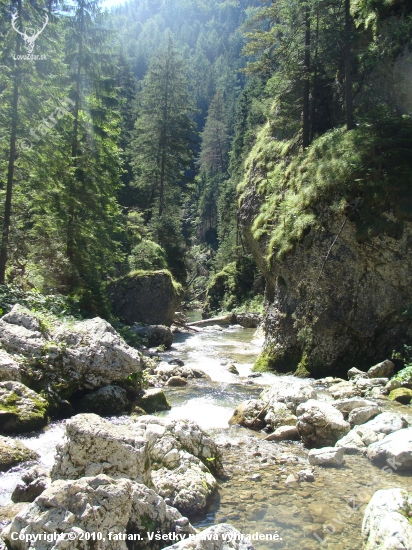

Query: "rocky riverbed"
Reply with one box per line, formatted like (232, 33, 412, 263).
(0, 309, 411, 549)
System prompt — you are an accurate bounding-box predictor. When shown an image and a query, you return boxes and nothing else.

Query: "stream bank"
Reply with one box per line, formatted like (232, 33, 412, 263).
(1, 315, 411, 549)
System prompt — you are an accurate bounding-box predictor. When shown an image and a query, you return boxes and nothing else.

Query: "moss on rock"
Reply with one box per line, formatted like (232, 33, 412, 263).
(135, 388, 171, 413)
(389, 388, 412, 404)
(0, 381, 48, 434)
(0, 436, 39, 472)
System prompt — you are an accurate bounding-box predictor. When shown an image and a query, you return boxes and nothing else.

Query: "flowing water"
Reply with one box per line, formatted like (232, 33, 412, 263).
(1, 315, 411, 550)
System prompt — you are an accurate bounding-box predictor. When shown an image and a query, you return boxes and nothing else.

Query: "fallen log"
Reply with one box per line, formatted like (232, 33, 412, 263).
(187, 314, 235, 328)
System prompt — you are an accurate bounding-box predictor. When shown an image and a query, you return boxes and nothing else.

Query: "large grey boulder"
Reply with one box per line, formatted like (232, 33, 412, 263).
(332, 398, 377, 416)
(78, 385, 130, 416)
(0, 382, 48, 434)
(0, 436, 39, 472)
(2, 474, 195, 550)
(296, 399, 350, 447)
(367, 360, 395, 379)
(164, 524, 256, 550)
(131, 416, 223, 516)
(362, 489, 412, 550)
(328, 381, 360, 399)
(53, 317, 143, 390)
(233, 313, 262, 329)
(348, 405, 381, 426)
(109, 271, 182, 327)
(0, 350, 22, 382)
(51, 414, 151, 485)
(367, 428, 412, 470)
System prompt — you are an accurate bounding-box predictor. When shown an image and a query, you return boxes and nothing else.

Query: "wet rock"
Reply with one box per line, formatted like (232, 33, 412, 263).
(164, 523, 255, 550)
(285, 473, 298, 486)
(150, 364, 209, 388)
(166, 376, 188, 387)
(347, 367, 367, 380)
(367, 428, 412, 470)
(264, 425, 300, 442)
(229, 400, 266, 430)
(0, 381, 48, 434)
(328, 381, 360, 399)
(362, 488, 412, 550)
(0, 503, 27, 531)
(264, 402, 297, 431)
(348, 405, 381, 426)
(169, 359, 185, 367)
(308, 447, 345, 467)
(367, 359, 395, 379)
(135, 388, 171, 412)
(250, 473, 261, 481)
(11, 466, 50, 503)
(389, 388, 412, 404)
(362, 412, 407, 435)
(296, 399, 350, 447)
(233, 313, 262, 329)
(0, 350, 22, 383)
(51, 414, 151, 485)
(3, 474, 195, 550)
(131, 325, 174, 349)
(78, 385, 130, 416)
(335, 429, 367, 454)
(0, 436, 39, 472)
(109, 271, 182, 326)
(315, 377, 346, 387)
(228, 365, 239, 375)
(297, 469, 315, 482)
(248, 373, 262, 378)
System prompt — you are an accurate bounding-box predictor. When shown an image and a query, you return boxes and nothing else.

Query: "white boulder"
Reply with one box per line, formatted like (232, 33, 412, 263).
(308, 447, 345, 467)
(367, 428, 412, 471)
(296, 399, 350, 447)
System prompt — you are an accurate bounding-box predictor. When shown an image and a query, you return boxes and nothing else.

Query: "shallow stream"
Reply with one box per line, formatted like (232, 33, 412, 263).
(1, 315, 411, 550)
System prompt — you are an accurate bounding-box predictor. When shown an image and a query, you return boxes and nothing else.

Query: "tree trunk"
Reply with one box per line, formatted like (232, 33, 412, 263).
(302, 2, 311, 149)
(0, 0, 22, 284)
(344, 0, 354, 131)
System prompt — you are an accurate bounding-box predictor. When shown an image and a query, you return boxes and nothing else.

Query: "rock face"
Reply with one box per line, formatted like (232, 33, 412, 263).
(0, 436, 39, 472)
(11, 466, 50, 503)
(51, 414, 222, 517)
(296, 400, 350, 447)
(0, 381, 48, 434)
(51, 414, 151, 485)
(109, 271, 182, 327)
(362, 489, 412, 550)
(164, 523, 255, 550)
(239, 171, 412, 376)
(3, 474, 195, 550)
(367, 428, 412, 470)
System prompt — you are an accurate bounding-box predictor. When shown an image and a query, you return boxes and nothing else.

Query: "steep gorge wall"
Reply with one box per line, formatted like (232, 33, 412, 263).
(239, 150, 412, 378)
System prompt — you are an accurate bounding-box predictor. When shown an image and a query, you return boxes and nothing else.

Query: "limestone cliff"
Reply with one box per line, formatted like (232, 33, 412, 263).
(238, 123, 412, 377)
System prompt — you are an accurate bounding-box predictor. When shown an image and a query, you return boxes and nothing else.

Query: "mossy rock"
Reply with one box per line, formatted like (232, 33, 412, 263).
(135, 388, 171, 413)
(0, 381, 48, 434)
(0, 436, 39, 472)
(389, 388, 412, 404)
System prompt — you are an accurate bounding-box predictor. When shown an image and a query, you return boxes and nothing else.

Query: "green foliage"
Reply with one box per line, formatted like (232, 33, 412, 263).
(240, 116, 412, 262)
(128, 240, 168, 271)
(204, 255, 261, 314)
(0, 285, 82, 320)
(393, 366, 412, 385)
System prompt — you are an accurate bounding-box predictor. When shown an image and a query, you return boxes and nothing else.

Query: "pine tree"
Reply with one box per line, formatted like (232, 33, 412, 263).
(199, 91, 229, 176)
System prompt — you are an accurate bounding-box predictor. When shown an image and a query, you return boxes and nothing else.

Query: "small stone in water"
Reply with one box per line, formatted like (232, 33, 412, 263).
(285, 473, 298, 486)
(251, 473, 261, 481)
(297, 469, 315, 482)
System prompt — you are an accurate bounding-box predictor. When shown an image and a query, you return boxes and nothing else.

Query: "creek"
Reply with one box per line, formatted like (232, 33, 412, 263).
(1, 315, 411, 550)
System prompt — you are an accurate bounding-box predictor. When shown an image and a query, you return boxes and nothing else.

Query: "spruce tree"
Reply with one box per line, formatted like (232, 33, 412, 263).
(130, 37, 196, 279)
